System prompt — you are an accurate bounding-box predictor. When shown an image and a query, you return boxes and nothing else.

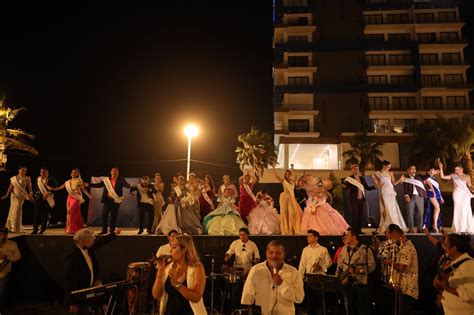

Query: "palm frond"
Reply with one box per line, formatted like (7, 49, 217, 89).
(2, 138, 38, 155)
(6, 128, 36, 140)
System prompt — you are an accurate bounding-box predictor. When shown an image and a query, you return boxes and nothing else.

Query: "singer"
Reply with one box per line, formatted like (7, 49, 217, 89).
(241, 240, 304, 315)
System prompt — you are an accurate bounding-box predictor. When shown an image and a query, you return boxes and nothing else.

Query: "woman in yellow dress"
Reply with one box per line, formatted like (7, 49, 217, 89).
(272, 166, 302, 235)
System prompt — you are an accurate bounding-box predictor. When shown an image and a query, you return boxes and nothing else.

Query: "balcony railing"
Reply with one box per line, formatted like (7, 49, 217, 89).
(275, 125, 317, 133)
(280, 104, 318, 111)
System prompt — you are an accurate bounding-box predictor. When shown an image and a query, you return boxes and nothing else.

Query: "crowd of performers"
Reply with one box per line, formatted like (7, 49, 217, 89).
(1, 158, 474, 236)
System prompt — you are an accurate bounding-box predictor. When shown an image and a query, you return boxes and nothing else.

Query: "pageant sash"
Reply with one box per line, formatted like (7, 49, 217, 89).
(376, 172, 394, 188)
(201, 187, 214, 209)
(153, 183, 165, 205)
(37, 177, 55, 208)
(427, 177, 440, 193)
(65, 180, 85, 204)
(102, 177, 123, 204)
(243, 184, 257, 202)
(452, 174, 474, 197)
(403, 177, 426, 191)
(344, 176, 365, 197)
(174, 186, 187, 207)
(137, 184, 154, 205)
(10, 176, 29, 200)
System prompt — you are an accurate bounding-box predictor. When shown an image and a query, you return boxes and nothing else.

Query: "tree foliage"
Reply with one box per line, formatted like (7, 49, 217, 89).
(342, 132, 384, 175)
(235, 127, 277, 176)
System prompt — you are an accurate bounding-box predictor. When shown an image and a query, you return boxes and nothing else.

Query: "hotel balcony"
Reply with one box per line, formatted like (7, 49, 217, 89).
(364, 0, 459, 11)
(274, 125, 320, 137)
(274, 103, 319, 114)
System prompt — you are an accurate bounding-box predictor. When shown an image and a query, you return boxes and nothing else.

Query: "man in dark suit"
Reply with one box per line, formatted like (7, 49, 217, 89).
(32, 167, 58, 234)
(403, 165, 426, 233)
(90, 167, 134, 235)
(343, 163, 376, 230)
(65, 228, 115, 314)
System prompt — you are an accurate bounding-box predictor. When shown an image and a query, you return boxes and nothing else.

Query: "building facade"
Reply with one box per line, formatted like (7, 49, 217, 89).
(273, 0, 472, 170)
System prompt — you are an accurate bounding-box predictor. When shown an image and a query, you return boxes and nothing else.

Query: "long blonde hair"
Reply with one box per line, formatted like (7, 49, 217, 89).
(174, 235, 201, 267)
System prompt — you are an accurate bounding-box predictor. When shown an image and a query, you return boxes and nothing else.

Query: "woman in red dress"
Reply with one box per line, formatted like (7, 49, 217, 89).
(199, 175, 216, 219)
(238, 173, 258, 224)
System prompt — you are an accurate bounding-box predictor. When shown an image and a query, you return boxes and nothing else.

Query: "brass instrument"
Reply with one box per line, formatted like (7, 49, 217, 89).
(310, 256, 322, 274)
(386, 241, 401, 290)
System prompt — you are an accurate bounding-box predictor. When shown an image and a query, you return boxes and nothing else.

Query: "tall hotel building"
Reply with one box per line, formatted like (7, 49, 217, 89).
(273, 0, 472, 170)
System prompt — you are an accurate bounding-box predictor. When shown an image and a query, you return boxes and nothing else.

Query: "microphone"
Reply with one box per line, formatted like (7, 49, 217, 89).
(151, 255, 172, 264)
(271, 261, 278, 275)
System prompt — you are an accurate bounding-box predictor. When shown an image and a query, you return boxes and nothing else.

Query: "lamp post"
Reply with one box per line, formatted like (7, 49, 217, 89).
(184, 125, 199, 181)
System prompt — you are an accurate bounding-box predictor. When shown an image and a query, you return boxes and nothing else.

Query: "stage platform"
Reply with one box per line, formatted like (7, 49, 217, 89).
(7, 225, 461, 309)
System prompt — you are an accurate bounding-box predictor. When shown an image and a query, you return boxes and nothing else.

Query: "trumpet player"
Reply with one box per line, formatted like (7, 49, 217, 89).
(336, 228, 376, 315)
(298, 229, 332, 315)
(383, 224, 419, 315)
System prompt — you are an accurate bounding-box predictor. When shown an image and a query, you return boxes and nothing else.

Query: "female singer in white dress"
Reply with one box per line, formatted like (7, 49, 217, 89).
(439, 162, 474, 233)
(373, 160, 407, 232)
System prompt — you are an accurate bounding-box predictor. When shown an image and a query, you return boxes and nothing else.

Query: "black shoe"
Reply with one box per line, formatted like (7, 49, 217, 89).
(31, 231, 38, 235)
(147, 230, 154, 235)
(38, 230, 45, 235)
(137, 230, 143, 235)
(98, 230, 108, 236)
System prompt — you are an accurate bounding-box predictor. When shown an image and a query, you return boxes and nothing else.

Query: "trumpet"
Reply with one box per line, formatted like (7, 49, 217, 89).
(387, 241, 401, 290)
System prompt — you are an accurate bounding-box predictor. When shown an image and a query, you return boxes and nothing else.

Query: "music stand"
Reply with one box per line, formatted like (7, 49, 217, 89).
(305, 274, 344, 315)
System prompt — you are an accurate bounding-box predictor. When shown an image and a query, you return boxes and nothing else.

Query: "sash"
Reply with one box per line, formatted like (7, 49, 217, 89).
(10, 176, 29, 200)
(174, 186, 187, 207)
(65, 180, 85, 204)
(427, 177, 440, 193)
(403, 177, 426, 191)
(102, 177, 123, 204)
(376, 172, 394, 188)
(452, 174, 474, 197)
(243, 184, 257, 202)
(37, 177, 55, 208)
(153, 183, 165, 204)
(201, 187, 214, 209)
(344, 176, 365, 197)
(137, 184, 154, 205)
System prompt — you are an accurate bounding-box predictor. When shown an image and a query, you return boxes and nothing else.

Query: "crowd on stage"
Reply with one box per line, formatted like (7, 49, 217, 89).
(1, 158, 474, 236)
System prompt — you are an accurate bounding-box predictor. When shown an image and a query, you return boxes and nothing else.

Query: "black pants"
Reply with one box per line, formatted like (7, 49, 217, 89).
(138, 203, 154, 232)
(342, 284, 370, 315)
(304, 283, 324, 315)
(33, 198, 50, 233)
(102, 199, 120, 232)
(383, 288, 417, 315)
(349, 197, 367, 230)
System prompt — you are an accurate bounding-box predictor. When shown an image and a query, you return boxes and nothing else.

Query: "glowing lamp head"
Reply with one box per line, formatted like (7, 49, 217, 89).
(184, 125, 199, 138)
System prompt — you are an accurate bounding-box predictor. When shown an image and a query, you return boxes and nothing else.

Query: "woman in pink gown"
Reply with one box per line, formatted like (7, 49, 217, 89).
(301, 184, 349, 235)
(238, 173, 258, 224)
(50, 169, 91, 234)
(248, 192, 280, 235)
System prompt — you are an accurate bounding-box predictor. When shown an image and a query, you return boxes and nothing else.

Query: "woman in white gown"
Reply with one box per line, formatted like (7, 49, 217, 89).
(373, 160, 407, 232)
(439, 162, 474, 233)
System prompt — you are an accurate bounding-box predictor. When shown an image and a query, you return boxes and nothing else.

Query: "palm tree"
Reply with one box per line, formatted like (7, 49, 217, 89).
(235, 127, 278, 177)
(447, 114, 474, 174)
(342, 132, 384, 175)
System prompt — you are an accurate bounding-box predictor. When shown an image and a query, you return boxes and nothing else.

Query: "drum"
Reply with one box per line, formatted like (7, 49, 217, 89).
(223, 268, 245, 284)
(126, 262, 153, 314)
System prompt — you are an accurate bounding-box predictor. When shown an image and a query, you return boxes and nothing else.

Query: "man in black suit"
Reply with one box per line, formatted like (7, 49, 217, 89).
(32, 167, 58, 234)
(90, 167, 134, 235)
(403, 165, 427, 233)
(65, 228, 115, 314)
(343, 163, 376, 230)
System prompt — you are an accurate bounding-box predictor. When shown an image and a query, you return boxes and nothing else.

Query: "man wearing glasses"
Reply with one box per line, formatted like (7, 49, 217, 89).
(224, 228, 260, 270)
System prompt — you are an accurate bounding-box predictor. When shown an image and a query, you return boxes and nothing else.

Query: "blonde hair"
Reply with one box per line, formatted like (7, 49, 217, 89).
(174, 235, 201, 267)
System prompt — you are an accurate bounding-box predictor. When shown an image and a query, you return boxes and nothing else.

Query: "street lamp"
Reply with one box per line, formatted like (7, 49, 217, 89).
(184, 124, 199, 181)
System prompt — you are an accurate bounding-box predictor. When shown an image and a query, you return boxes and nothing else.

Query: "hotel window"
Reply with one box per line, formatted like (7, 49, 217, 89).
(388, 33, 411, 41)
(391, 75, 414, 86)
(393, 119, 417, 133)
(370, 119, 391, 133)
(446, 96, 467, 110)
(438, 11, 457, 23)
(368, 97, 389, 110)
(440, 32, 459, 42)
(421, 75, 441, 87)
(365, 34, 384, 40)
(288, 119, 310, 132)
(444, 74, 464, 87)
(288, 17, 309, 25)
(417, 33, 436, 43)
(392, 97, 417, 110)
(288, 56, 309, 66)
(389, 54, 412, 65)
(288, 76, 309, 85)
(386, 14, 410, 24)
(423, 97, 443, 110)
(415, 13, 434, 23)
(420, 54, 439, 65)
(367, 75, 388, 85)
(288, 36, 308, 43)
(364, 14, 384, 25)
(285, 0, 308, 7)
(442, 53, 461, 65)
(366, 54, 386, 66)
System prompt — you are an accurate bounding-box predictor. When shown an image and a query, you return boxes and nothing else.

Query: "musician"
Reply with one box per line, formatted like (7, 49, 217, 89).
(384, 224, 419, 315)
(403, 165, 427, 233)
(32, 166, 58, 234)
(156, 230, 179, 258)
(298, 229, 332, 315)
(433, 234, 474, 315)
(0, 227, 21, 310)
(65, 228, 115, 314)
(241, 240, 304, 315)
(336, 227, 376, 315)
(343, 163, 376, 230)
(224, 228, 260, 270)
(152, 235, 207, 315)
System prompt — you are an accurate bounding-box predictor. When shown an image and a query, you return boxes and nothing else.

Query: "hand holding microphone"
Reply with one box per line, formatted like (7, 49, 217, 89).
(271, 261, 283, 286)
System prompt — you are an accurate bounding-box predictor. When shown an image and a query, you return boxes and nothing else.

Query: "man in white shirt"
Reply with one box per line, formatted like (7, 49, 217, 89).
(224, 228, 260, 270)
(155, 229, 178, 258)
(298, 229, 332, 315)
(241, 240, 304, 315)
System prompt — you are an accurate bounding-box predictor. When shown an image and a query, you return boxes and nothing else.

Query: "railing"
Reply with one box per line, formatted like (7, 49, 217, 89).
(280, 104, 317, 111)
(275, 126, 317, 133)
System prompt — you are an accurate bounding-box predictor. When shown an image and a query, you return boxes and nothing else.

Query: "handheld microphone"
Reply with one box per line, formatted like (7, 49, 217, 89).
(152, 255, 172, 264)
(271, 261, 278, 275)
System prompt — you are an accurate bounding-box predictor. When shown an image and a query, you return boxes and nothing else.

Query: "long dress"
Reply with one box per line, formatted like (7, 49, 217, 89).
(248, 200, 281, 235)
(176, 187, 203, 235)
(156, 188, 179, 235)
(199, 188, 214, 219)
(451, 174, 474, 233)
(202, 196, 246, 235)
(152, 184, 165, 232)
(65, 179, 85, 234)
(279, 180, 302, 235)
(423, 176, 443, 231)
(300, 196, 349, 235)
(239, 184, 257, 224)
(5, 176, 29, 233)
(376, 171, 407, 232)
